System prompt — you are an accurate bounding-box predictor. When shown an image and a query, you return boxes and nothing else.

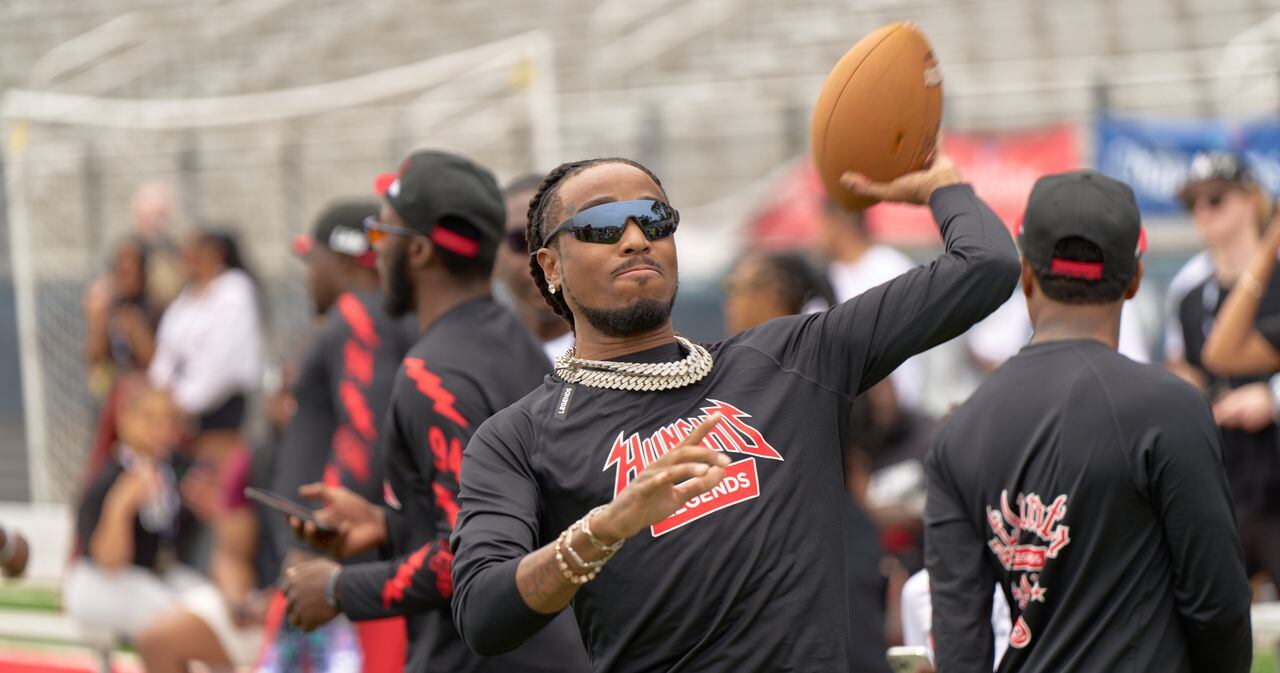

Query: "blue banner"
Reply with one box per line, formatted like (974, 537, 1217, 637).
(1096, 117, 1280, 216)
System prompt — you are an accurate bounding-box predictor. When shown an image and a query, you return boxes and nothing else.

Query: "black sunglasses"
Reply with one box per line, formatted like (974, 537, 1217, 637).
(541, 199, 679, 248)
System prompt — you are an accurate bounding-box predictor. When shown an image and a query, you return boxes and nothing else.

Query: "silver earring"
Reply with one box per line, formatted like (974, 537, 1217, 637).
(548, 283, 557, 295)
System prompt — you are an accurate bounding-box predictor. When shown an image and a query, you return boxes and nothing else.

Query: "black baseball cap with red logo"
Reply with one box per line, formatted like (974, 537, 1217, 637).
(293, 200, 380, 268)
(374, 150, 506, 263)
(1019, 170, 1146, 282)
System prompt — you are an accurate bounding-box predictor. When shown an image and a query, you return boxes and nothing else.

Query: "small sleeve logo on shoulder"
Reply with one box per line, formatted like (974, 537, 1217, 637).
(555, 385, 574, 420)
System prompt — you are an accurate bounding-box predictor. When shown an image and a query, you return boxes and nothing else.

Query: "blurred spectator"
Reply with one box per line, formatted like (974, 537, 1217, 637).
(845, 378, 937, 652)
(817, 199, 926, 411)
(721, 254, 890, 673)
(966, 292, 1150, 375)
(82, 236, 163, 486)
(494, 175, 574, 361)
(721, 251, 834, 334)
(130, 181, 187, 310)
(1166, 151, 1280, 594)
(268, 201, 414, 673)
(83, 237, 158, 398)
(1201, 213, 1280, 379)
(149, 227, 265, 465)
(251, 359, 361, 673)
(0, 526, 29, 578)
(64, 375, 204, 639)
(134, 366, 295, 673)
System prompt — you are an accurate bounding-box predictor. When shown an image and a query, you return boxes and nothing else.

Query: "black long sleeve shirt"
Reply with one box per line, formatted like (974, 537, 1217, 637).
(337, 298, 589, 673)
(269, 291, 415, 563)
(450, 184, 1020, 673)
(925, 339, 1252, 673)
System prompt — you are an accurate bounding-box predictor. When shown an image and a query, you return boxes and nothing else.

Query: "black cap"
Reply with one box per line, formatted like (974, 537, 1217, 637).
(1019, 170, 1146, 282)
(373, 150, 505, 262)
(1178, 151, 1256, 208)
(293, 200, 380, 268)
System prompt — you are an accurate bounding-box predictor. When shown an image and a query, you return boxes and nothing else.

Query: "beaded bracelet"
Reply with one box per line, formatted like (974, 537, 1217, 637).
(555, 528, 598, 585)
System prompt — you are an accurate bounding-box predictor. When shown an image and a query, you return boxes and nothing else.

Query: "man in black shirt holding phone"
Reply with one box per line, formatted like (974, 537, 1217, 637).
(924, 171, 1252, 672)
(281, 151, 587, 673)
(449, 142, 1021, 672)
(270, 200, 416, 672)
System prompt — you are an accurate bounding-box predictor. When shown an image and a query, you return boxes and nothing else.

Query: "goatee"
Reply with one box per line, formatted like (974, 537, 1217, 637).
(576, 295, 676, 338)
(382, 244, 414, 318)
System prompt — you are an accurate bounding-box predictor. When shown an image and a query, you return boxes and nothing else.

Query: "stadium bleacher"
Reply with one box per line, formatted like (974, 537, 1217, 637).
(2, 1, 1280, 669)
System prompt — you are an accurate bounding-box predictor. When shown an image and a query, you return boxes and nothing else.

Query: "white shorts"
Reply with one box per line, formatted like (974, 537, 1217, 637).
(63, 559, 207, 638)
(179, 583, 264, 667)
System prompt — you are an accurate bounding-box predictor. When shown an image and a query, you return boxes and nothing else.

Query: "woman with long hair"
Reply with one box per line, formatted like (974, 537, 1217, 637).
(148, 226, 264, 466)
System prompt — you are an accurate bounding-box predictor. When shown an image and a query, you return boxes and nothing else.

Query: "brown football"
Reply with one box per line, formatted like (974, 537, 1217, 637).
(811, 22, 943, 210)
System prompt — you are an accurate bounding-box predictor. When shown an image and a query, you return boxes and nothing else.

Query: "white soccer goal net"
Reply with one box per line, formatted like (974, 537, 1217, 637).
(3, 31, 559, 503)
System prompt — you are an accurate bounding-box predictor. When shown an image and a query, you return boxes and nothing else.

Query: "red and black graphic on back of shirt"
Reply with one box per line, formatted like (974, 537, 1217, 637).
(985, 489, 1072, 649)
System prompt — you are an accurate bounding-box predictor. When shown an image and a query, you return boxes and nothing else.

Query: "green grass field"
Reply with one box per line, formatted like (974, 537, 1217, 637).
(0, 581, 1272, 670)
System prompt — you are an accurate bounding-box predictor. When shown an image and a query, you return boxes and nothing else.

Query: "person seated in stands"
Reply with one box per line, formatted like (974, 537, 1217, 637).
(64, 374, 205, 639)
(134, 366, 295, 672)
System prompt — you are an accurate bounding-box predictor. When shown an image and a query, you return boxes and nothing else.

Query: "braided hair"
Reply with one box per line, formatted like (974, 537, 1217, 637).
(525, 158, 667, 330)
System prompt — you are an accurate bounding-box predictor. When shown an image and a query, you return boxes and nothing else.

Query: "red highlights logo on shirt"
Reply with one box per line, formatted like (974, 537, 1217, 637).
(344, 339, 374, 388)
(651, 458, 761, 537)
(339, 380, 377, 442)
(986, 489, 1072, 651)
(603, 400, 781, 537)
(403, 358, 469, 428)
(1009, 616, 1032, 649)
(382, 545, 429, 609)
(986, 490, 1071, 574)
(338, 294, 380, 349)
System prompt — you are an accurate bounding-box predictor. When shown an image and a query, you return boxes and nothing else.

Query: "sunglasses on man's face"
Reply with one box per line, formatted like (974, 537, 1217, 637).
(541, 199, 679, 248)
(362, 216, 421, 246)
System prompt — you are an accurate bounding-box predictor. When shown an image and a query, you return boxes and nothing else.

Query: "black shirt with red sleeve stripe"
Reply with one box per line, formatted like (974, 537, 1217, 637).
(337, 297, 589, 673)
(270, 291, 416, 563)
(450, 185, 1021, 672)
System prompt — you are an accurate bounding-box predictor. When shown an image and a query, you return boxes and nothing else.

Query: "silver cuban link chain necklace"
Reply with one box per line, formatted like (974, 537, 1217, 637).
(554, 335, 714, 391)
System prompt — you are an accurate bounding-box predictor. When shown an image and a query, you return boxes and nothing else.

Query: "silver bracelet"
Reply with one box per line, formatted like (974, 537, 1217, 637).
(325, 568, 343, 610)
(581, 506, 625, 554)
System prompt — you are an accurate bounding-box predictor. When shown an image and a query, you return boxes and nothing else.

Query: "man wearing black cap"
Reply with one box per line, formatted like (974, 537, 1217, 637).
(925, 171, 1252, 673)
(270, 200, 418, 673)
(281, 151, 588, 673)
